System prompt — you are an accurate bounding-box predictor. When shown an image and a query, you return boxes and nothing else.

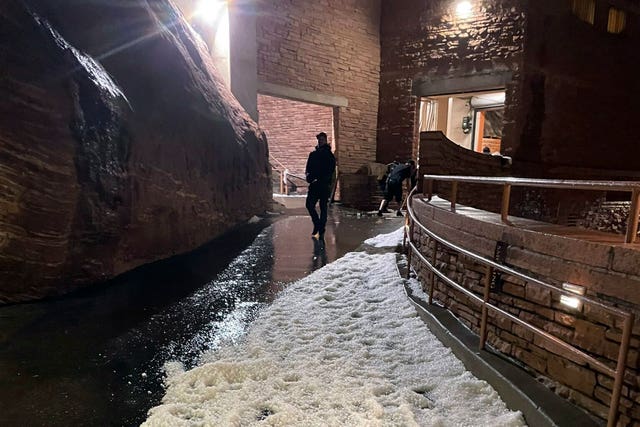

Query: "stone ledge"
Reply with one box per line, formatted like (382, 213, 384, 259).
(415, 197, 640, 306)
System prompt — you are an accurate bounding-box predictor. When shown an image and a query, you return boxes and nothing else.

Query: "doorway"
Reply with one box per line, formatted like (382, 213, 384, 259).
(257, 94, 337, 196)
(473, 107, 504, 154)
(418, 90, 505, 154)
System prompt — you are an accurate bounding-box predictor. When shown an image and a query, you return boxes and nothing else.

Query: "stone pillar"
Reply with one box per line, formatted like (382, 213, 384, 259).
(229, 0, 258, 121)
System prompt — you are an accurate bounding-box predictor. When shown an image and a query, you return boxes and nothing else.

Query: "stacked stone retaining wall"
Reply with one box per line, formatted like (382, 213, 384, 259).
(410, 198, 640, 424)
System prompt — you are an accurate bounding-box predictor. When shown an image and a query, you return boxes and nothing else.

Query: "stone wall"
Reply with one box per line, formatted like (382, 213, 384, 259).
(339, 174, 384, 211)
(0, 0, 270, 302)
(255, 0, 381, 205)
(511, 0, 640, 175)
(378, 0, 525, 164)
(418, 131, 608, 225)
(379, 1, 640, 180)
(582, 200, 636, 236)
(410, 198, 640, 424)
(417, 131, 511, 205)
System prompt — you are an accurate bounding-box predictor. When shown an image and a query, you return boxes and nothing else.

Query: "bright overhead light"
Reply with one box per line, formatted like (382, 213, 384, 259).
(196, 0, 227, 24)
(456, 1, 473, 19)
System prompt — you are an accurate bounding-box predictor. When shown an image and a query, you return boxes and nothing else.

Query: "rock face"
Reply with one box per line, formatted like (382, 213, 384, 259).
(0, 0, 271, 303)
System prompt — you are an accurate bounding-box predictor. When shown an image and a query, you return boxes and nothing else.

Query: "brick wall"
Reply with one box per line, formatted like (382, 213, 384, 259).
(256, 0, 381, 205)
(511, 0, 640, 176)
(410, 199, 640, 425)
(379, 1, 640, 176)
(258, 94, 333, 179)
(378, 0, 525, 164)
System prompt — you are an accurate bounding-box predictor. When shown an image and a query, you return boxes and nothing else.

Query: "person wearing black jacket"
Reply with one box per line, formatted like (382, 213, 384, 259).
(305, 132, 336, 238)
(377, 160, 416, 217)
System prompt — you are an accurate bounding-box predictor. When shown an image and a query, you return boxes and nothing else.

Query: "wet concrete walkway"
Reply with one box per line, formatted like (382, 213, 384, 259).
(0, 205, 403, 426)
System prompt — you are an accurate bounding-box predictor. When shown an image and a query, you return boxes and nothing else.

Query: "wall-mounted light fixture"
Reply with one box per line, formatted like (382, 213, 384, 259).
(461, 115, 472, 134)
(456, 1, 473, 19)
(560, 282, 586, 310)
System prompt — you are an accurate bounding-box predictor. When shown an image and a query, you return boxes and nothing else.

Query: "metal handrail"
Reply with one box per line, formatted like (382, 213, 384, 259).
(405, 187, 634, 427)
(269, 155, 307, 195)
(423, 175, 640, 243)
(284, 171, 307, 182)
(269, 154, 288, 172)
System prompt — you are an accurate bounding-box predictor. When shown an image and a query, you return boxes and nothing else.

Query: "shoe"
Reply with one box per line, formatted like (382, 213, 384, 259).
(377, 210, 383, 217)
(396, 210, 403, 217)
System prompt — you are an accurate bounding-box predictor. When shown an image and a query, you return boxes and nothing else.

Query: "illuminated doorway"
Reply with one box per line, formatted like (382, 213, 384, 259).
(418, 90, 505, 153)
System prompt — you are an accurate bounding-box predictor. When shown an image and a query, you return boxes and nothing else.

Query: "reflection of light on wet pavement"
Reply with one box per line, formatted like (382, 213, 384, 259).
(270, 212, 402, 282)
(156, 213, 403, 369)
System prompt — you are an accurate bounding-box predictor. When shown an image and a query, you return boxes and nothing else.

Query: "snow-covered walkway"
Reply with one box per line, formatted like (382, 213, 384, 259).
(143, 229, 526, 426)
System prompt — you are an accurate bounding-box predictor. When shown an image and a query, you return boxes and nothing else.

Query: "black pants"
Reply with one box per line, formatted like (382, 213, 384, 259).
(306, 182, 330, 234)
(384, 180, 403, 203)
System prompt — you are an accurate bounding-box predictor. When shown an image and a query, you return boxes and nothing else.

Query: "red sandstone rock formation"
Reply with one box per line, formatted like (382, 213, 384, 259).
(0, 0, 271, 303)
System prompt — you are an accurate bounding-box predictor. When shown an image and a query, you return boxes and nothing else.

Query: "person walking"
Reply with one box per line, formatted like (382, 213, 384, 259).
(305, 132, 336, 239)
(377, 160, 416, 217)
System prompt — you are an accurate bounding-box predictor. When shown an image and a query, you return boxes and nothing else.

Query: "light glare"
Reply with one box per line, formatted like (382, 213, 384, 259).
(196, 0, 226, 24)
(215, 9, 230, 56)
(560, 295, 581, 309)
(560, 282, 585, 310)
(456, 1, 473, 19)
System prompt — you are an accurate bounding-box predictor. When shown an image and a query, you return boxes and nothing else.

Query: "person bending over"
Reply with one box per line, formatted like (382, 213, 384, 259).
(377, 160, 416, 217)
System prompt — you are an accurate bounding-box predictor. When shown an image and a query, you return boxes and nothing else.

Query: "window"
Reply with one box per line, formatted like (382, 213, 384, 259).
(570, 0, 596, 25)
(607, 7, 627, 34)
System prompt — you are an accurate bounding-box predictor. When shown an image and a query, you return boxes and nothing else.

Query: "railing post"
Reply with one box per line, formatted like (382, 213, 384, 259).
(450, 181, 458, 213)
(402, 215, 408, 250)
(426, 178, 433, 201)
(405, 218, 413, 280)
(479, 264, 492, 350)
(280, 171, 284, 194)
(501, 183, 511, 223)
(625, 189, 640, 244)
(429, 240, 437, 305)
(607, 312, 634, 427)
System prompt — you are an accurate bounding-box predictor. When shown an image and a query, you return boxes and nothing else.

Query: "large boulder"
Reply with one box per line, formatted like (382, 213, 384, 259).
(0, 0, 271, 303)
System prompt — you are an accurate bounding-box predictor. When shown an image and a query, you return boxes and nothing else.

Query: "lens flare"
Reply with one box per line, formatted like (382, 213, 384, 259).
(196, 0, 226, 24)
(456, 1, 473, 19)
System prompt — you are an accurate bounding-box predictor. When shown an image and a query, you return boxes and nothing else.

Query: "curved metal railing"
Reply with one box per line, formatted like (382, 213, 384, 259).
(423, 175, 640, 243)
(405, 186, 634, 427)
